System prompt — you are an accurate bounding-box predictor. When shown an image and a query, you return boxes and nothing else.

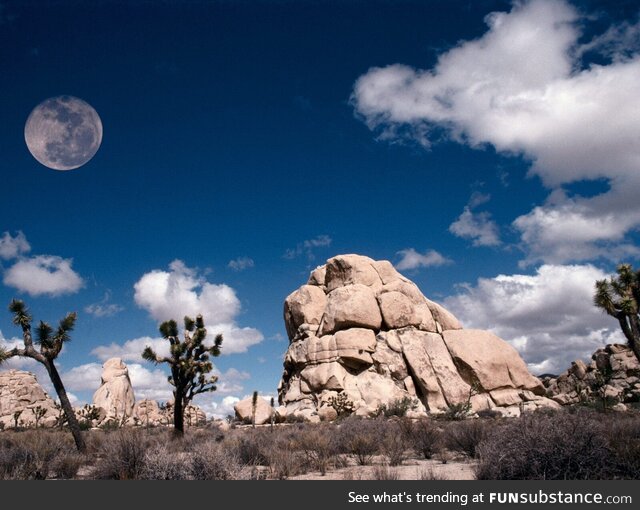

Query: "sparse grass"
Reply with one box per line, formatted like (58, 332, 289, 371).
(371, 464, 400, 480)
(444, 419, 487, 459)
(335, 416, 383, 465)
(475, 408, 640, 480)
(0, 408, 637, 480)
(0, 429, 76, 480)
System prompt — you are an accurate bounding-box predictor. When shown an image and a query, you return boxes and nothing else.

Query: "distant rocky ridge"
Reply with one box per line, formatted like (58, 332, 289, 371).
(277, 254, 559, 421)
(0, 358, 206, 429)
(543, 344, 640, 410)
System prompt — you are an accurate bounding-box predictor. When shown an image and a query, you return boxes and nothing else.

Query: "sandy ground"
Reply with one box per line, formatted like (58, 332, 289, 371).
(288, 456, 477, 480)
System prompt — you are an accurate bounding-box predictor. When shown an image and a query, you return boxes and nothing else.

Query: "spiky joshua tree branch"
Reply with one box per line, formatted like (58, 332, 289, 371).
(0, 300, 86, 452)
(142, 314, 222, 436)
(594, 263, 640, 362)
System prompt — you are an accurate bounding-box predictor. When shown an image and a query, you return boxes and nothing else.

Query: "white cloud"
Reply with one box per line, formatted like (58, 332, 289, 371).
(444, 264, 625, 375)
(3, 255, 84, 297)
(513, 187, 640, 265)
(91, 336, 169, 362)
(395, 248, 452, 271)
(127, 363, 173, 402)
(133, 260, 263, 354)
(284, 235, 332, 260)
(352, 0, 640, 264)
(61, 363, 104, 392)
(0, 231, 30, 260)
(450, 208, 501, 247)
(84, 291, 123, 318)
(199, 395, 240, 420)
(228, 257, 255, 271)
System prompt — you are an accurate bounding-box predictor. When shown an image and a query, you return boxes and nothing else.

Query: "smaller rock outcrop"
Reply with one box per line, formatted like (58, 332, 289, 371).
(92, 358, 135, 421)
(544, 344, 640, 409)
(234, 396, 274, 425)
(134, 399, 169, 426)
(0, 370, 58, 428)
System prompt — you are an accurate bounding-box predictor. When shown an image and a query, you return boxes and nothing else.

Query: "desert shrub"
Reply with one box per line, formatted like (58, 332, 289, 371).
(94, 429, 153, 479)
(441, 402, 472, 421)
(476, 410, 614, 479)
(476, 409, 502, 419)
(444, 419, 487, 459)
(601, 413, 640, 479)
(374, 397, 418, 418)
(380, 421, 409, 466)
(0, 430, 73, 480)
(232, 432, 269, 465)
(328, 392, 355, 418)
(371, 464, 399, 480)
(52, 453, 85, 479)
(416, 466, 448, 480)
(293, 425, 338, 475)
(190, 441, 243, 480)
(0, 441, 37, 479)
(335, 417, 382, 465)
(405, 419, 443, 459)
(140, 444, 189, 480)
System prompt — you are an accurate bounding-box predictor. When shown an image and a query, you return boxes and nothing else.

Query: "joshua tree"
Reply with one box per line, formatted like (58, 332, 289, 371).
(0, 300, 86, 452)
(270, 397, 275, 430)
(594, 263, 640, 362)
(13, 410, 22, 429)
(33, 405, 47, 428)
(142, 314, 222, 437)
(251, 390, 258, 428)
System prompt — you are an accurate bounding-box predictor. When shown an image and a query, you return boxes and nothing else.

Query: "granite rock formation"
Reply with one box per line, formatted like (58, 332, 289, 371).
(277, 254, 558, 421)
(92, 358, 136, 421)
(0, 370, 58, 428)
(543, 344, 640, 410)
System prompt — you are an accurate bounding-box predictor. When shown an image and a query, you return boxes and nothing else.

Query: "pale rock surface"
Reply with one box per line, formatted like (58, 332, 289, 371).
(543, 344, 640, 407)
(134, 399, 169, 426)
(92, 358, 136, 421)
(278, 254, 555, 420)
(234, 396, 274, 425)
(0, 370, 58, 428)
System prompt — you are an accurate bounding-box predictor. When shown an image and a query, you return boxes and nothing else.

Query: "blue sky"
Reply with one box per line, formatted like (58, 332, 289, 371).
(1, 0, 639, 417)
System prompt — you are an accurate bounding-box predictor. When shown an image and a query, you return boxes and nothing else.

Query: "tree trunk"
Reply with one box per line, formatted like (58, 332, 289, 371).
(628, 315, 640, 362)
(173, 390, 185, 437)
(46, 360, 86, 452)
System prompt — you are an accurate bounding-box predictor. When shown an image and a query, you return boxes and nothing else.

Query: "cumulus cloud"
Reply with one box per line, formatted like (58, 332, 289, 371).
(3, 255, 84, 297)
(0, 231, 30, 260)
(91, 336, 169, 362)
(284, 235, 332, 260)
(395, 248, 452, 271)
(352, 0, 640, 264)
(84, 291, 124, 318)
(61, 363, 104, 392)
(199, 396, 240, 420)
(450, 208, 501, 247)
(449, 193, 501, 247)
(228, 256, 255, 271)
(133, 260, 263, 354)
(444, 264, 625, 375)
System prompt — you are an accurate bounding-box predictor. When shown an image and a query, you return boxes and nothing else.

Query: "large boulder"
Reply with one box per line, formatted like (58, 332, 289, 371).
(0, 370, 58, 428)
(234, 396, 274, 425)
(92, 358, 135, 422)
(277, 254, 557, 420)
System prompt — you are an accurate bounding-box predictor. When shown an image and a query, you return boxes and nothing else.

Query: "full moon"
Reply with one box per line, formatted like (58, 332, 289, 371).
(24, 95, 103, 171)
